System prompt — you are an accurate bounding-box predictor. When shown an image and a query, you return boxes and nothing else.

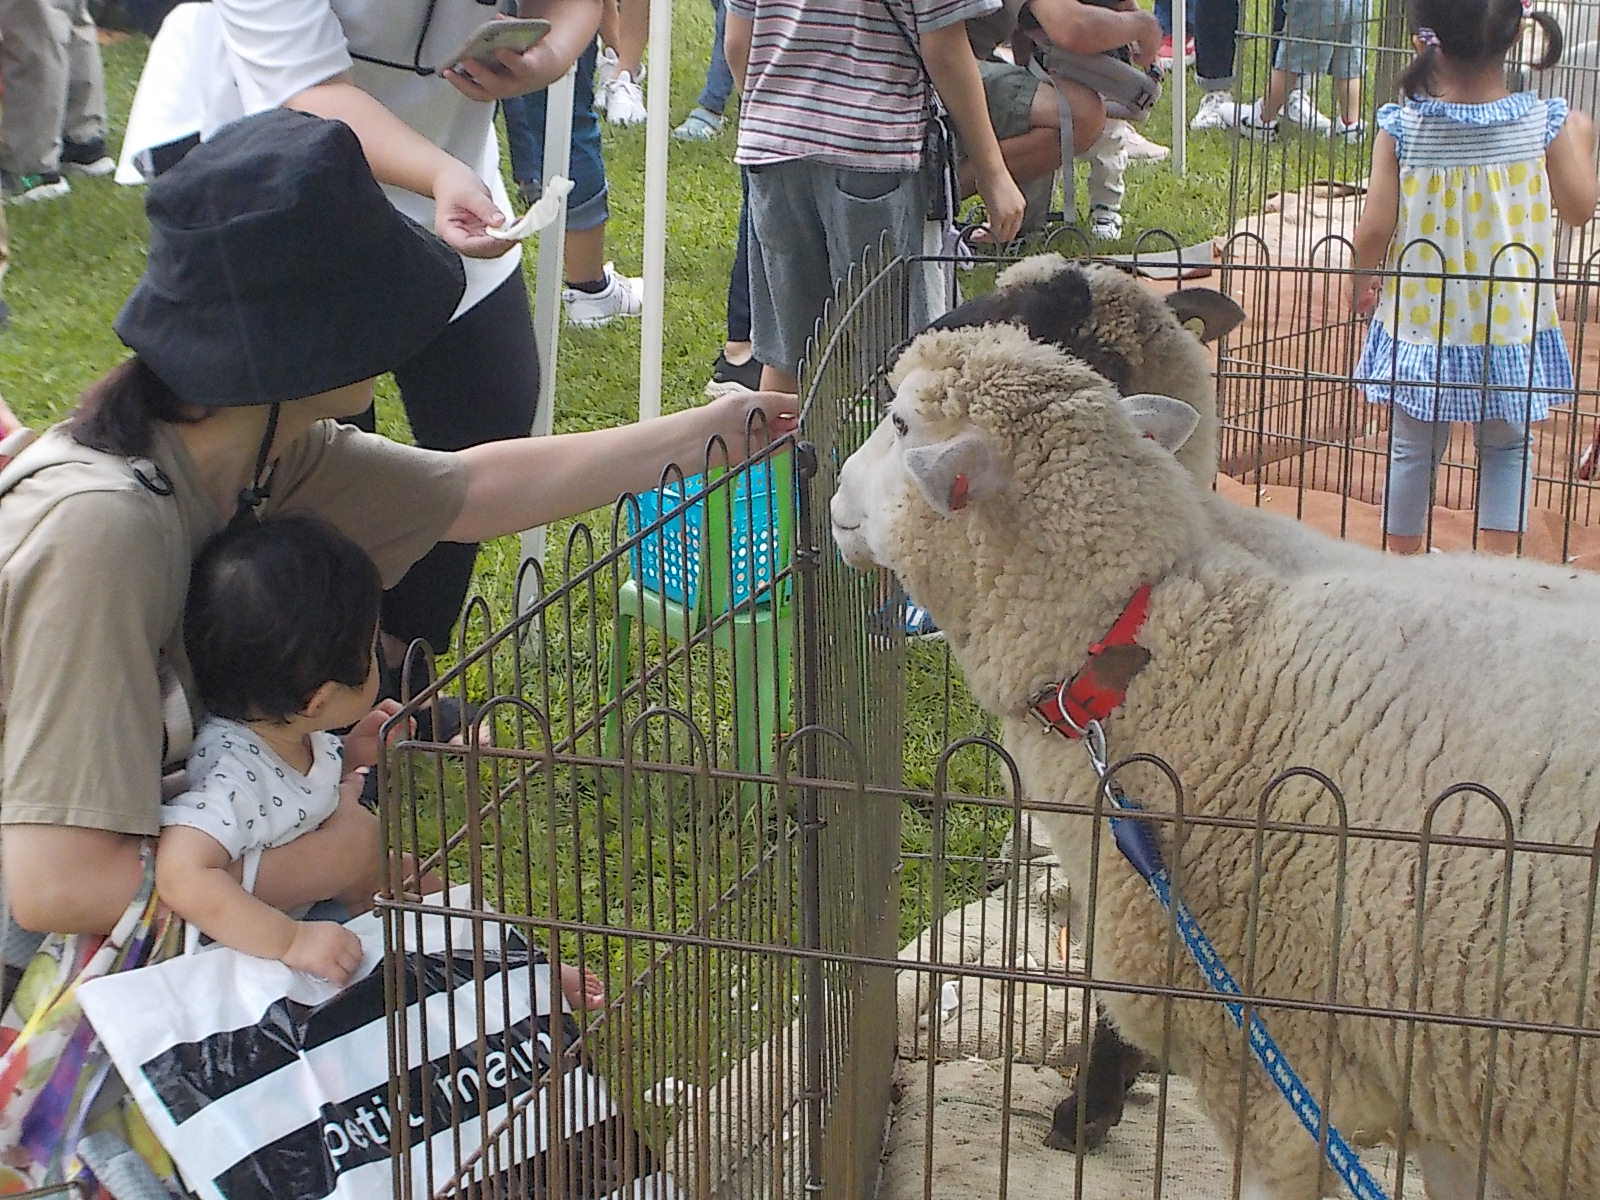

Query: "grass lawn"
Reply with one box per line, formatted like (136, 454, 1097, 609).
(0, 7, 1372, 930)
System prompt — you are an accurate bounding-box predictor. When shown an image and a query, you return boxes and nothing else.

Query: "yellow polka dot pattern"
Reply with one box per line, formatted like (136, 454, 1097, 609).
(1381, 151, 1559, 350)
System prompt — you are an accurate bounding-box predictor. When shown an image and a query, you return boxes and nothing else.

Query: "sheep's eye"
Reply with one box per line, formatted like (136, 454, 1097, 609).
(891, 414, 909, 437)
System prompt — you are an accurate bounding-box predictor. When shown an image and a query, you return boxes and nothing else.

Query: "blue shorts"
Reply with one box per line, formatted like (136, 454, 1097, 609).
(1275, 0, 1367, 79)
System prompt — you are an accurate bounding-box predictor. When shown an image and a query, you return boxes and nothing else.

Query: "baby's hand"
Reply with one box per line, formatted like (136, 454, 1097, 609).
(343, 700, 412, 772)
(283, 920, 364, 986)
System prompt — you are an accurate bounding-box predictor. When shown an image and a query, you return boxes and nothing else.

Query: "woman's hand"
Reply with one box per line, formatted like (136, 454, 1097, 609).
(444, 37, 572, 103)
(432, 160, 517, 260)
(703, 390, 801, 455)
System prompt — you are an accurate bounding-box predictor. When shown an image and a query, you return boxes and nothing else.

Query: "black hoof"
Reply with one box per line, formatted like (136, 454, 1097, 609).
(1043, 1096, 1117, 1153)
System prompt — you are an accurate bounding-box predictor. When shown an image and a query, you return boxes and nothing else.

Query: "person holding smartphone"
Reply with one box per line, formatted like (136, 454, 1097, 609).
(125, 0, 603, 717)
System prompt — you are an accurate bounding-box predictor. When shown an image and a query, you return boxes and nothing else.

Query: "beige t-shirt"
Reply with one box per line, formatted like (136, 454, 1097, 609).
(0, 419, 466, 837)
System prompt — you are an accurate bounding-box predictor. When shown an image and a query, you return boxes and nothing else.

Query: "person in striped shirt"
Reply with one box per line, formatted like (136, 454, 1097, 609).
(726, 0, 1026, 393)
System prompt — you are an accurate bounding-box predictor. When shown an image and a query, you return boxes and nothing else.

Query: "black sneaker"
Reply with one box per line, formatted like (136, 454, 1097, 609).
(704, 352, 763, 398)
(61, 138, 115, 176)
(1, 171, 70, 203)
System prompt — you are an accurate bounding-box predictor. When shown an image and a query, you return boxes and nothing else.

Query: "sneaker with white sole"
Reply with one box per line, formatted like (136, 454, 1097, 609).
(1190, 89, 1241, 131)
(1121, 125, 1170, 162)
(60, 137, 115, 176)
(1334, 117, 1366, 142)
(595, 46, 621, 95)
(1236, 99, 1279, 141)
(601, 72, 647, 125)
(1284, 89, 1333, 134)
(1, 170, 70, 202)
(1089, 204, 1124, 241)
(705, 352, 762, 398)
(562, 263, 644, 327)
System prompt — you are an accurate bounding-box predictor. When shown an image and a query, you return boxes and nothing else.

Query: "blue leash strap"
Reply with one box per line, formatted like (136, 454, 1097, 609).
(1106, 785, 1392, 1200)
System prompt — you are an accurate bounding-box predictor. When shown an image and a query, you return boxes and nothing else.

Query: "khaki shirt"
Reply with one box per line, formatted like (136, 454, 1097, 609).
(0, 420, 466, 837)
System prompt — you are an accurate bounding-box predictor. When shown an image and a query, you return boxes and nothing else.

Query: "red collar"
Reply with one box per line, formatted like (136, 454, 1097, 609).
(1029, 584, 1153, 739)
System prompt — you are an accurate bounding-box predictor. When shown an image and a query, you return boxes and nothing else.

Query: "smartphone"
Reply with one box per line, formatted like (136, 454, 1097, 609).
(441, 17, 551, 71)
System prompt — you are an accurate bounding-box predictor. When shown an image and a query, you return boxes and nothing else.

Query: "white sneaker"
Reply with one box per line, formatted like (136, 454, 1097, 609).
(602, 72, 647, 125)
(595, 46, 620, 96)
(1190, 89, 1241, 131)
(1284, 88, 1334, 134)
(1088, 204, 1124, 241)
(1334, 117, 1366, 143)
(1121, 125, 1171, 162)
(563, 263, 644, 328)
(1236, 99, 1279, 141)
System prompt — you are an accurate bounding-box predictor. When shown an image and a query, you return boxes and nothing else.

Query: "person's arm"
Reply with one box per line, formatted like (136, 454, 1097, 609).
(2, 802, 385, 934)
(725, 8, 752, 95)
(286, 80, 514, 260)
(156, 824, 365, 985)
(920, 22, 1025, 243)
(1031, 0, 1162, 65)
(1547, 109, 1599, 227)
(444, 390, 797, 543)
(447, 0, 604, 102)
(1351, 129, 1399, 316)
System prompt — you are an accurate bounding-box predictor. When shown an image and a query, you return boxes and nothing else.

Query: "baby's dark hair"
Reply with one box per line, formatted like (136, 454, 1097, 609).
(1402, 0, 1563, 97)
(185, 513, 382, 723)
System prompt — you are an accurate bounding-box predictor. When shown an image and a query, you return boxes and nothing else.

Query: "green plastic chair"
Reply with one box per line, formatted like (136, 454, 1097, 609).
(605, 454, 795, 779)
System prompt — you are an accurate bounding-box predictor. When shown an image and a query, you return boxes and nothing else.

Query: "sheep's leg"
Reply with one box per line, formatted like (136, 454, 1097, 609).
(1416, 1141, 1513, 1200)
(1043, 1009, 1148, 1152)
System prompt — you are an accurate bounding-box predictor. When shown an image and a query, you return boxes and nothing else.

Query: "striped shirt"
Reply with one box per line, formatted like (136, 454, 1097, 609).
(729, 0, 1000, 170)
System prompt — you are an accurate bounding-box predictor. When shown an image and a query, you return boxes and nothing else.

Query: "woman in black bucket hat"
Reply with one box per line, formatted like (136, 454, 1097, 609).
(124, 0, 607, 686)
(0, 109, 795, 945)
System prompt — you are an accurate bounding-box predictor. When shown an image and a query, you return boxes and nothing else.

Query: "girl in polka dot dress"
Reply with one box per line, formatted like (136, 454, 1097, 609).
(1352, 0, 1597, 554)
(157, 515, 604, 1006)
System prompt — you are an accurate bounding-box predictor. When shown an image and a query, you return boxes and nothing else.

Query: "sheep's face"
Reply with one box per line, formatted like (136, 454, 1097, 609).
(830, 325, 1203, 595)
(830, 366, 1006, 574)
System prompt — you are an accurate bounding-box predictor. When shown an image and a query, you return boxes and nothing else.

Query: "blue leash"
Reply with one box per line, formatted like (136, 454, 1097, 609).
(1083, 722, 1392, 1200)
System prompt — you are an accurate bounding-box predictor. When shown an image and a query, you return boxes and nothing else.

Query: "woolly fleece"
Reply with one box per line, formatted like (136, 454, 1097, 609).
(830, 322, 1600, 1200)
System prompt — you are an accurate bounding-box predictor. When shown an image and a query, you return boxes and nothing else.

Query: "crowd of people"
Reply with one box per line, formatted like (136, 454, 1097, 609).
(0, 0, 1593, 1190)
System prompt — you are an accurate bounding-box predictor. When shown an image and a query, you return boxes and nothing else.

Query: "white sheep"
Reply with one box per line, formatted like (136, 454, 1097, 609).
(829, 319, 1600, 1200)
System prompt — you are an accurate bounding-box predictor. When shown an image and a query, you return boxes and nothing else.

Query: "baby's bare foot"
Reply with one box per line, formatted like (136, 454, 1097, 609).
(559, 963, 605, 1010)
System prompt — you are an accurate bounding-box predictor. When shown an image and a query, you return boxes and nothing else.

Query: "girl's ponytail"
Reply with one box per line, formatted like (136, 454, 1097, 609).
(1400, 36, 1440, 97)
(1526, 9, 1564, 71)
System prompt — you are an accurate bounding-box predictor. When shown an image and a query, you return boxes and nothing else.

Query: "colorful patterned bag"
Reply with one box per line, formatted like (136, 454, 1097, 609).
(0, 847, 185, 1198)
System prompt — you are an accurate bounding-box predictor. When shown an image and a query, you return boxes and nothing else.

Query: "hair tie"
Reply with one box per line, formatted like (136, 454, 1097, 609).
(1417, 26, 1440, 46)
(1522, 0, 1534, 13)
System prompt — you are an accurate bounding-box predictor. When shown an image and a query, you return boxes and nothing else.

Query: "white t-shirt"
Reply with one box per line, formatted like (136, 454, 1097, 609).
(126, 0, 519, 317)
(162, 719, 345, 860)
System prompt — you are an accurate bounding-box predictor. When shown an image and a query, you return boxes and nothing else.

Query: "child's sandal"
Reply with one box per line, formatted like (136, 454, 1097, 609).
(672, 106, 726, 141)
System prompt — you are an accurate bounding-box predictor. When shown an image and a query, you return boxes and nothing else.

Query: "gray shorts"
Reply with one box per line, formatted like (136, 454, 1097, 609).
(1276, 0, 1367, 79)
(745, 158, 932, 379)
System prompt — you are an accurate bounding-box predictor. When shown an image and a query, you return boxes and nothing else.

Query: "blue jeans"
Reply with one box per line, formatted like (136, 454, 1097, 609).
(697, 0, 734, 115)
(1154, 0, 1197, 38)
(1194, 0, 1240, 88)
(500, 37, 609, 231)
(1384, 409, 1533, 537)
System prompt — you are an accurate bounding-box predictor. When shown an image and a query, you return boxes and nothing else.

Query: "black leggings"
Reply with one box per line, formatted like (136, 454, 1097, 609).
(351, 269, 540, 652)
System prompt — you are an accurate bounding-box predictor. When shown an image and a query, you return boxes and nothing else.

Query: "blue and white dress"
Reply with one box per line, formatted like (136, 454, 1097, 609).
(1356, 92, 1574, 423)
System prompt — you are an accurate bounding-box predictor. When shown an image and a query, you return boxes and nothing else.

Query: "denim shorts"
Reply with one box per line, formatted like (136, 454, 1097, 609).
(1275, 0, 1367, 79)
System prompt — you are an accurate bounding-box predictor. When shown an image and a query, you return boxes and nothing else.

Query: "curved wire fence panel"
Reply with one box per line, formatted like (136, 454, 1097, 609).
(371, 231, 1600, 1200)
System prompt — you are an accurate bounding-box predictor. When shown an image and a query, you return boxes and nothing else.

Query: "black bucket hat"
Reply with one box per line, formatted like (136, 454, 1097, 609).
(114, 107, 467, 408)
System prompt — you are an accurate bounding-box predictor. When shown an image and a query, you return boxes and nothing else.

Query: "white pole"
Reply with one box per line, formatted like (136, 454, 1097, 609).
(518, 64, 576, 600)
(1173, 0, 1187, 177)
(639, 0, 675, 420)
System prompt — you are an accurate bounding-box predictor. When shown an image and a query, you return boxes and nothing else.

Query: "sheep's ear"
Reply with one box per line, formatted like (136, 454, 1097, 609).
(1165, 288, 1245, 344)
(902, 432, 1003, 515)
(1122, 394, 1200, 453)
